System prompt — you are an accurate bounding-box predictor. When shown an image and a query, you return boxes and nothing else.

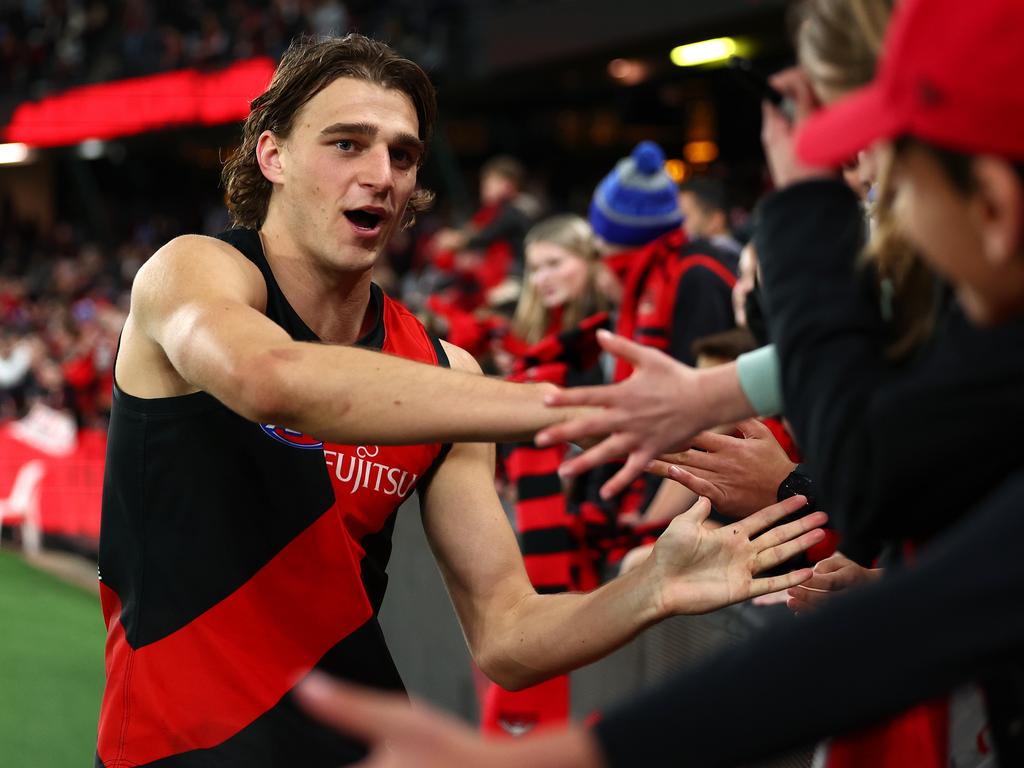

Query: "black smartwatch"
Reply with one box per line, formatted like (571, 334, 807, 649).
(777, 465, 817, 510)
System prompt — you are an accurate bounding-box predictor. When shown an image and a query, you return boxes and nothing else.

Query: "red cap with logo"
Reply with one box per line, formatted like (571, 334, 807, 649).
(797, 0, 1024, 166)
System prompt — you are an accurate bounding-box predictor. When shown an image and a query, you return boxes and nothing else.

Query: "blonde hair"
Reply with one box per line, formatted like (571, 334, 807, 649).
(796, 0, 937, 359)
(512, 214, 608, 345)
(795, 0, 889, 104)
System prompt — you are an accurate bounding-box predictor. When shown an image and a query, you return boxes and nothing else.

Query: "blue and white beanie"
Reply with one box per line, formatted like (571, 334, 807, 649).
(588, 141, 683, 247)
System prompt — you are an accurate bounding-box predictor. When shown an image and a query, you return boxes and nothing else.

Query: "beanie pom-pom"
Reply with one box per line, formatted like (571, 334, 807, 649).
(632, 141, 665, 175)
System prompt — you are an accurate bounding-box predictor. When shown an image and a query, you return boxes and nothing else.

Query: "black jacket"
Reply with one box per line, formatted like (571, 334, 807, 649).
(593, 179, 1024, 765)
(756, 180, 1024, 563)
(594, 470, 1024, 766)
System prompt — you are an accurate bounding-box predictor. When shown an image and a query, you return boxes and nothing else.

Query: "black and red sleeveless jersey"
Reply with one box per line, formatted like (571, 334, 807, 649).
(95, 228, 450, 767)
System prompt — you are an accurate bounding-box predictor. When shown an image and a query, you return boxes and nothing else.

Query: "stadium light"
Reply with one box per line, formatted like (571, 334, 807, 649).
(0, 142, 33, 165)
(684, 140, 719, 164)
(664, 158, 688, 183)
(670, 38, 737, 67)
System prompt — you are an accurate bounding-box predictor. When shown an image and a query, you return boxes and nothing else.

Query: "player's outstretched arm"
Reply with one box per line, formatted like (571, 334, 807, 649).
(422, 352, 824, 690)
(123, 235, 582, 445)
(536, 331, 757, 499)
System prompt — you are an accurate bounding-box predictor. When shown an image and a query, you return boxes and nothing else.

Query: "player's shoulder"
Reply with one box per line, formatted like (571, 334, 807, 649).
(139, 233, 261, 283)
(439, 340, 482, 375)
(132, 233, 266, 315)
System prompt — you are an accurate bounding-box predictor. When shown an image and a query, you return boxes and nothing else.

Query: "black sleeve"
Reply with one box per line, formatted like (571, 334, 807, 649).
(756, 180, 1024, 562)
(755, 181, 884, 560)
(592, 471, 1024, 767)
(666, 267, 735, 367)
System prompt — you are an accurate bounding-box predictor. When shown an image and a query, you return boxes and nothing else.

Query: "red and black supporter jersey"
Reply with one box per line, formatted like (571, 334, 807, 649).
(600, 230, 738, 536)
(96, 228, 450, 767)
(614, 229, 738, 380)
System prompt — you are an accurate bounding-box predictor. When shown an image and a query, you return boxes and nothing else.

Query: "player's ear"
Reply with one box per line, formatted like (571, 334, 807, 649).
(970, 156, 1024, 269)
(256, 130, 286, 184)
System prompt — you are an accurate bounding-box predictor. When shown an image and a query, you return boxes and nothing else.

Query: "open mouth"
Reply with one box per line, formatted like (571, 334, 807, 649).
(344, 209, 384, 231)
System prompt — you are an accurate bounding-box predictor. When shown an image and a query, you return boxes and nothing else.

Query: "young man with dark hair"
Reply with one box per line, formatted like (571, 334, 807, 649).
(96, 33, 824, 767)
(678, 176, 742, 262)
(296, 0, 1024, 764)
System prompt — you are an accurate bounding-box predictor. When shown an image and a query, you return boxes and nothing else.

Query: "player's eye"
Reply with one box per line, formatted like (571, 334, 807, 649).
(390, 148, 417, 169)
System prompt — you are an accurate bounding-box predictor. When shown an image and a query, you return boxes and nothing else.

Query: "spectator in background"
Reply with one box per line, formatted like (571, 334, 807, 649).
(0, 329, 34, 418)
(433, 155, 535, 305)
(483, 214, 612, 736)
(678, 177, 742, 266)
(586, 141, 738, 568)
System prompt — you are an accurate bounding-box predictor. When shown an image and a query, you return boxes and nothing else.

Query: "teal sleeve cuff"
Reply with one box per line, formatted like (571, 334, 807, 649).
(736, 345, 783, 417)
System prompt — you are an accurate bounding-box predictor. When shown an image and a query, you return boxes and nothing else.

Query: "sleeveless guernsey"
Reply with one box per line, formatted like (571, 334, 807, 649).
(96, 228, 450, 767)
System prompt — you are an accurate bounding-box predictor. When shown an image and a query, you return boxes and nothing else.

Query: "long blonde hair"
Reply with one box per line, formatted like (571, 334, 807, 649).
(796, 0, 938, 359)
(511, 214, 608, 345)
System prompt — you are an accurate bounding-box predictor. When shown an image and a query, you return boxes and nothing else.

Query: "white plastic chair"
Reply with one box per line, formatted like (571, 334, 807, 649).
(0, 460, 46, 556)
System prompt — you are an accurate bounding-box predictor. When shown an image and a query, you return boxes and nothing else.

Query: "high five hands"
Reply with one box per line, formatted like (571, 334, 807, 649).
(648, 419, 798, 520)
(536, 330, 751, 499)
(643, 494, 826, 615)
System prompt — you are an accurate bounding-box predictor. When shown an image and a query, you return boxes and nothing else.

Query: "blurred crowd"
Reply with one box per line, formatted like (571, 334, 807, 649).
(0, 0, 461, 106)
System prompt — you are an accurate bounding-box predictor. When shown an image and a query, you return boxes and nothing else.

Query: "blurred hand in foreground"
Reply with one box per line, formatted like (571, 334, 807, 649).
(295, 673, 601, 768)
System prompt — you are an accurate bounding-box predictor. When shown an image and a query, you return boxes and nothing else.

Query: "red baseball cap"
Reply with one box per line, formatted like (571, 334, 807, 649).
(797, 0, 1024, 166)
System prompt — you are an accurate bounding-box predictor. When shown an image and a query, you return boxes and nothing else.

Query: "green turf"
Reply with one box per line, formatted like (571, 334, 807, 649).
(0, 550, 104, 766)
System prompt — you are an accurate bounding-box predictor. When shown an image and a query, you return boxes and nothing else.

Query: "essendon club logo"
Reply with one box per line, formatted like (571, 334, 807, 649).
(259, 424, 324, 450)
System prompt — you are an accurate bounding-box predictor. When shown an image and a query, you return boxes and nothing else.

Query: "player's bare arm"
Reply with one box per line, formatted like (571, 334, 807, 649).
(422, 342, 826, 691)
(118, 234, 584, 446)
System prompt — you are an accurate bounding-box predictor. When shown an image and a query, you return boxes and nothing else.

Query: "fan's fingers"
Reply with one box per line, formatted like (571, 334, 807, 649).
(747, 567, 815, 599)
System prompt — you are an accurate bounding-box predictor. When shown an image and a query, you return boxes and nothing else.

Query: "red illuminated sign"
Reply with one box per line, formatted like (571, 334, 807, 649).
(2, 57, 276, 148)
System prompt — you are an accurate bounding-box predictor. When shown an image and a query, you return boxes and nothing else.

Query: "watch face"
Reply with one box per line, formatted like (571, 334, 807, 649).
(779, 470, 814, 505)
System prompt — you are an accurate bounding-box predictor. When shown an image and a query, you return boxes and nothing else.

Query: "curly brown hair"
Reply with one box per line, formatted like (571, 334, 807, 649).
(222, 33, 437, 230)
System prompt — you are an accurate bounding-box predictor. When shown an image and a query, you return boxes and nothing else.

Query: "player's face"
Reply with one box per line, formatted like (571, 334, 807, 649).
(891, 141, 1024, 325)
(277, 77, 423, 273)
(526, 241, 589, 309)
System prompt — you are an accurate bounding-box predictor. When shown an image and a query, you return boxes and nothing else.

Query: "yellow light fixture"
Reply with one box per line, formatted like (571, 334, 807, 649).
(670, 38, 737, 67)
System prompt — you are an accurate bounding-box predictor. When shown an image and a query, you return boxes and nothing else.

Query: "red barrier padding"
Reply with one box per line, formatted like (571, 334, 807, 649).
(0, 424, 106, 541)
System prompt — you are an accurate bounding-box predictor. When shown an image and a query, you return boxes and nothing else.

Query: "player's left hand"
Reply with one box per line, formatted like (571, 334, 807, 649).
(645, 495, 826, 616)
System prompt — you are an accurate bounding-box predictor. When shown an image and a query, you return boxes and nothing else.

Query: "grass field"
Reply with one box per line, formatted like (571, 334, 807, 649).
(0, 550, 104, 766)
